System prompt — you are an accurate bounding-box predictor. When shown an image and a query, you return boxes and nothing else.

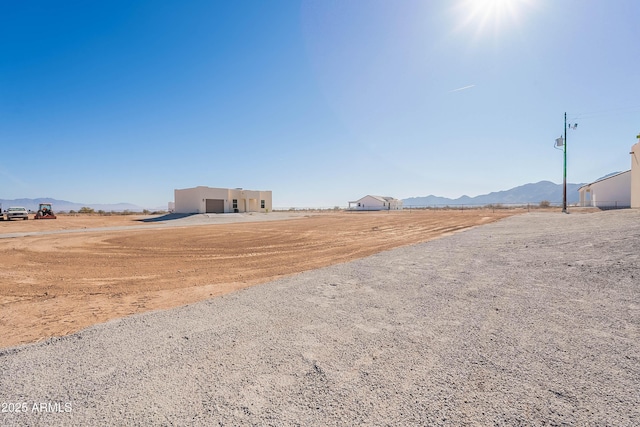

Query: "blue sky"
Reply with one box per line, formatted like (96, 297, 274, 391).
(1, 0, 638, 208)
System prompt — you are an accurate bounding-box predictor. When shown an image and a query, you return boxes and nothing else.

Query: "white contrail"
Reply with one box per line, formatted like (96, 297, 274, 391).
(450, 84, 475, 92)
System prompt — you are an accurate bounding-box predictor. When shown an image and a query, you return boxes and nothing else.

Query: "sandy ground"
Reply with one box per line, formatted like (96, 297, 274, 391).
(0, 209, 637, 426)
(0, 209, 517, 348)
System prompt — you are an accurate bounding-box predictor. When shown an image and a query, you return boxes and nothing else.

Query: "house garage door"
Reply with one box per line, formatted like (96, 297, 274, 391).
(205, 199, 224, 213)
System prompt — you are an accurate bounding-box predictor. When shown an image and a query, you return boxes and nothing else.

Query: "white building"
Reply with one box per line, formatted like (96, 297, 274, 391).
(631, 135, 640, 208)
(578, 171, 631, 209)
(174, 186, 272, 214)
(348, 195, 403, 211)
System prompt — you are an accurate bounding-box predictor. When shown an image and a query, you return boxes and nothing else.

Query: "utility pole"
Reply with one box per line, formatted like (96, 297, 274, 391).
(563, 112, 567, 213)
(555, 113, 576, 213)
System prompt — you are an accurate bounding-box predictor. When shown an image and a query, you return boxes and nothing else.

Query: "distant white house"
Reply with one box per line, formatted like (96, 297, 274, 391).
(631, 135, 640, 208)
(174, 186, 272, 214)
(348, 195, 403, 211)
(578, 171, 631, 208)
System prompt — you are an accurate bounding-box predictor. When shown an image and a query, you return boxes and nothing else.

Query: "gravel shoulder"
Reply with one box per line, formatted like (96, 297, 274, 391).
(1, 210, 639, 426)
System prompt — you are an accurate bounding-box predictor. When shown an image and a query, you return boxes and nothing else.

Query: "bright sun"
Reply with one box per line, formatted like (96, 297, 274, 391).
(454, 0, 530, 36)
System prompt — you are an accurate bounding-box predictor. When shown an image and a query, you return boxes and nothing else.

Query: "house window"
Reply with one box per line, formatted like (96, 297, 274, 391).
(261, 200, 265, 209)
(232, 199, 238, 209)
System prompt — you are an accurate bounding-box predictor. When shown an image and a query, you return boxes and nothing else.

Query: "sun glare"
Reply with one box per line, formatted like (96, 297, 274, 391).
(454, 0, 530, 37)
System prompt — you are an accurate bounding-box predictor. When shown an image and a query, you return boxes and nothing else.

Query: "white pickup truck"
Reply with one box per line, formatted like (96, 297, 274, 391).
(4, 206, 29, 220)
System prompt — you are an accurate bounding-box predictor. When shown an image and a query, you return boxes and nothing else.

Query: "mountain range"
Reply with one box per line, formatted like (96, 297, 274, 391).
(0, 198, 146, 213)
(2, 180, 588, 211)
(403, 181, 585, 207)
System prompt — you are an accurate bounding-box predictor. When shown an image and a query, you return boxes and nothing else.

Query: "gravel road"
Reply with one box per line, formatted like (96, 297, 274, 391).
(1, 210, 639, 426)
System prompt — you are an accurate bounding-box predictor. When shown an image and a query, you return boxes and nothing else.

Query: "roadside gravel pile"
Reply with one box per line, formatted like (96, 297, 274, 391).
(1, 210, 639, 426)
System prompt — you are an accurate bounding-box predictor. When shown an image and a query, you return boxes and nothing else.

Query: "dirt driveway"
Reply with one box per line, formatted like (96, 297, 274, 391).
(0, 210, 518, 348)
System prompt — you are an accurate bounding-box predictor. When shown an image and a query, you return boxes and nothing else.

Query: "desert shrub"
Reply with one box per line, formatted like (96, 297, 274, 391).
(539, 200, 551, 208)
(485, 204, 504, 210)
(78, 207, 94, 214)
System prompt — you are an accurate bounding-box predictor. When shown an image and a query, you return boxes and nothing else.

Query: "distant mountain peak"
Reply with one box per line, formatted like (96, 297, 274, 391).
(403, 181, 586, 207)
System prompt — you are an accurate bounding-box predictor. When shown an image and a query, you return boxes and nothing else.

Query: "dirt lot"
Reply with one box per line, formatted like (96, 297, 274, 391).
(0, 210, 519, 348)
